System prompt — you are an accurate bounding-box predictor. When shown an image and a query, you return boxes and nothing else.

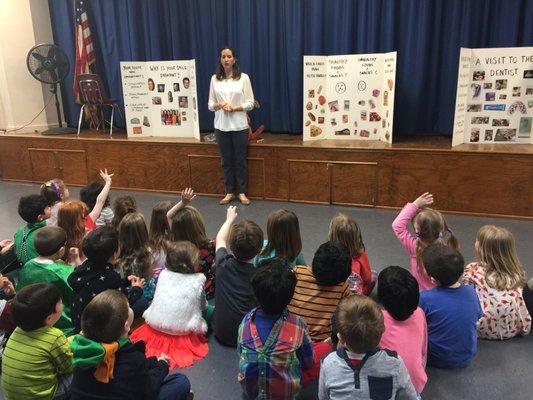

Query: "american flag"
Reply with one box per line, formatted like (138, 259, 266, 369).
(73, 0, 95, 102)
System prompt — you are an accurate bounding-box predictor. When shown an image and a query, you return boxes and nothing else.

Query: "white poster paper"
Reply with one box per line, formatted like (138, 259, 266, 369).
(452, 47, 533, 146)
(120, 60, 200, 139)
(303, 52, 397, 142)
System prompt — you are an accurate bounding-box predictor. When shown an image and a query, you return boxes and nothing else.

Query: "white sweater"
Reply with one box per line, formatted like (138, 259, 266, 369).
(143, 269, 207, 335)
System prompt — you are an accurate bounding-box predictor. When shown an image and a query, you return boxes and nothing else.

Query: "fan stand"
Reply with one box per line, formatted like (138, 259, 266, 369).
(42, 83, 77, 135)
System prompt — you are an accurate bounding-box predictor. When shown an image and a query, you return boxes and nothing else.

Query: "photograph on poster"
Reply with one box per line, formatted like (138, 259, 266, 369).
(495, 129, 516, 141)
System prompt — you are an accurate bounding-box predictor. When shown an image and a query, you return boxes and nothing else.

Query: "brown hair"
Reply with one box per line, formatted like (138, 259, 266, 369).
(215, 45, 242, 81)
(81, 290, 129, 343)
(476, 225, 525, 290)
(57, 200, 88, 260)
(166, 241, 199, 274)
(40, 178, 66, 205)
(261, 210, 302, 263)
(149, 201, 173, 252)
(229, 220, 264, 261)
(413, 208, 458, 276)
(170, 206, 209, 248)
(117, 212, 152, 279)
(112, 196, 137, 229)
(337, 295, 384, 353)
(328, 213, 365, 258)
(34, 226, 67, 257)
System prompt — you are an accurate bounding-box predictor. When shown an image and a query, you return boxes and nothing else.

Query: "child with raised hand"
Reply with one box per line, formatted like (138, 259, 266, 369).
(111, 195, 137, 229)
(149, 200, 173, 280)
(378, 266, 428, 394)
(117, 212, 156, 301)
(41, 179, 69, 226)
(1, 283, 73, 400)
(329, 213, 375, 295)
(254, 209, 306, 269)
(167, 188, 216, 299)
(17, 226, 74, 335)
(392, 192, 458, 291)
(238, 259, 314, 399)
(131, 241, 210, 368)
(68, 226, 146, 333)
(461, 225, 531, 340)
(70, 290, 192, 400)
(288, 241, 351, 342)
(318, 295, 417, 400)
(420, 244, 482, 369)
(80, 181, 114, 228)
(214, 205, 264, 347)
(13, 194, 50, 266)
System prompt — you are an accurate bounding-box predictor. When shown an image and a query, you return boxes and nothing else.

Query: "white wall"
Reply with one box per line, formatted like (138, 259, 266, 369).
(0, 0, 65, 132)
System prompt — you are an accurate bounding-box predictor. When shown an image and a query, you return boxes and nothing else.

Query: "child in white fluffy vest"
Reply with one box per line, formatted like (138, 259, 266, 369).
(131, 241, 210, 368)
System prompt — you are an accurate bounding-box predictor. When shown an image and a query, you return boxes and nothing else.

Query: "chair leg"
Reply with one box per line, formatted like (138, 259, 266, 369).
(110, 105, 114, 137)
(77, 104, 85, 137)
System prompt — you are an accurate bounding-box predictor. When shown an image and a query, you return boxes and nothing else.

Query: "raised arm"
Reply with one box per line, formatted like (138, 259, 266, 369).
(391, 193, 433, 255)
(215, 206, 238, 251)
(88, 169, 113, 223)
(166, 188, 196, 228)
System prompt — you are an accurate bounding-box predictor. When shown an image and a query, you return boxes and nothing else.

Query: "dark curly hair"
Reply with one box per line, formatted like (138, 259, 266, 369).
(377, 266, 419, 321)
(18, 194, 48, 223)
(251, 258, 296, 315)
(80, 181, 110, 211)
(312, 241, 351, 286)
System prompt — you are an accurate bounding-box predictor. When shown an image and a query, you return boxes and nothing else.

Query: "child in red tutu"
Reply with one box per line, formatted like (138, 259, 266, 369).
(131, 241, 210, 369)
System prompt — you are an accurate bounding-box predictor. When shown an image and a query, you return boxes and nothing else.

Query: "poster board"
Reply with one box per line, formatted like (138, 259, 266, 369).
(303, 52, 396, 142)
(120, 60, 200, 139)
(452, 47, 533, 146)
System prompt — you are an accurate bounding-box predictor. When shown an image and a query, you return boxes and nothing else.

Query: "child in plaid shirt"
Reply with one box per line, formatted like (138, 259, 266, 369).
(238, 259, 314, 400)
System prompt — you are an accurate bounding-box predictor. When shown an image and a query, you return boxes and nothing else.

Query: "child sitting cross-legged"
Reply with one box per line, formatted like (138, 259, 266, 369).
(214, 206, 264, 347)
(1, 283, 73, 400)
(420, 244, 482, 369)
(17, 226, 75, 335)
(238, 259, 314, 400)
(70, 290, 193, 400)
(318, 295, 417, 400)
(131, 241, 210, 369)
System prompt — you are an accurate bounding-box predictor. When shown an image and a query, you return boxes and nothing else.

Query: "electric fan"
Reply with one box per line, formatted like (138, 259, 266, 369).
(26, 43, 76, 135)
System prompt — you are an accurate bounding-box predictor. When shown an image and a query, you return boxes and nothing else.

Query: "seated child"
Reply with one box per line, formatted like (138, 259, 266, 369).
(131, 241, 209, 368)
(1, 283, 73, 400)
(214, 206, 263, 347)
(149, 200, 173, 280)
(288, 241, 351, 341)
(13, 194, 50, 266)
(68, 226, 146, 333)
(420, 244, 482, 369)
(238, 259, 314, 400)
(17, 226, 74, 335)
(377, 266, 428, 394)
(318, 295, 417, 400)
(70, 290, 192, 400)
(80, 181, 114, 227)
(41, 179, 69, 227)
(461, 225, 531, 340)
(111, 195, 137, 229)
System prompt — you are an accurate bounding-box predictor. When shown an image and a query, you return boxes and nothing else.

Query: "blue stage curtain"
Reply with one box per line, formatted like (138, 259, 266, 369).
(48, 0, 533, 136)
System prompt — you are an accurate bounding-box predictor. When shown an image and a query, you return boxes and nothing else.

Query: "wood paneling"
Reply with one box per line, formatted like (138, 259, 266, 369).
(29, 149, 57, 183)
(289, 160, 330, 204)
(56, 150, 88, 185)
(331, 162, 378, 206)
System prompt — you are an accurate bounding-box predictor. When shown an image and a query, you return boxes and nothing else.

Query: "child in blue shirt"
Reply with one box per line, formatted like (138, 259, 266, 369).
(419, 244, 482, 369)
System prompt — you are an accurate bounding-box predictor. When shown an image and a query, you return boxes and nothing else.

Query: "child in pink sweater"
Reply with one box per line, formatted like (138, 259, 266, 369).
(392, 193, 458, 291)
(378, 266, 427, 394)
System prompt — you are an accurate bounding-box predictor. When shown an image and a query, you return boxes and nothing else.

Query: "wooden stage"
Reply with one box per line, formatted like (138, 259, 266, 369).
(0, 130, 531, 219)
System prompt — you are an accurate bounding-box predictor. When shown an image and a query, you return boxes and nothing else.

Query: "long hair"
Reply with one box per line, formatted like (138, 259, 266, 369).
(261, 210, 302, 264)
(170, 206, 209, 248)
(166, 241, 200, 274)
(57, 200, 88, 259)
(328, 213, 365, 258)
(413, 208, 458, 267)
(215, 45, 242, 81)
(149, 201, 173, 252)
(476, 225, 525, 290)
(117, 212, 152, 279)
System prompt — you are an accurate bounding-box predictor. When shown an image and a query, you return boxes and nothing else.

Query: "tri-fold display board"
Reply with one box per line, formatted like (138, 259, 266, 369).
(120, 60, 200, 139)
(453, 47, 533, 146)
(302, 52, 396, 143)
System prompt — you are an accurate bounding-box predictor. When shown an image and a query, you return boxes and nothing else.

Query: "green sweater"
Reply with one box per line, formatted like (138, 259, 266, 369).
(13, 220, 46, 265)
(1, 326, 73, 400)
(18, 259, 75, 335)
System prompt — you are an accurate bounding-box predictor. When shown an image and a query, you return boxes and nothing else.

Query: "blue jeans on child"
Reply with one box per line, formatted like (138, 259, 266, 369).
(158, 372, 191, 400)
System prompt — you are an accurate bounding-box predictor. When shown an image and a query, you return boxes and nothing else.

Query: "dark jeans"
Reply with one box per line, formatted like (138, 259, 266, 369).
(215, 129, 248, 194)
(158, 372, 191, 400)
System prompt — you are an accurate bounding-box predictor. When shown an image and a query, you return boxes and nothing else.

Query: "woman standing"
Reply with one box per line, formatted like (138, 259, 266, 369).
(208, 46, 254, 205)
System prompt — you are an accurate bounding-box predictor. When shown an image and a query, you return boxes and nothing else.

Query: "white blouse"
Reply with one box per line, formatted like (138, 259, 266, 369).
(208, 73, 254, 131)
